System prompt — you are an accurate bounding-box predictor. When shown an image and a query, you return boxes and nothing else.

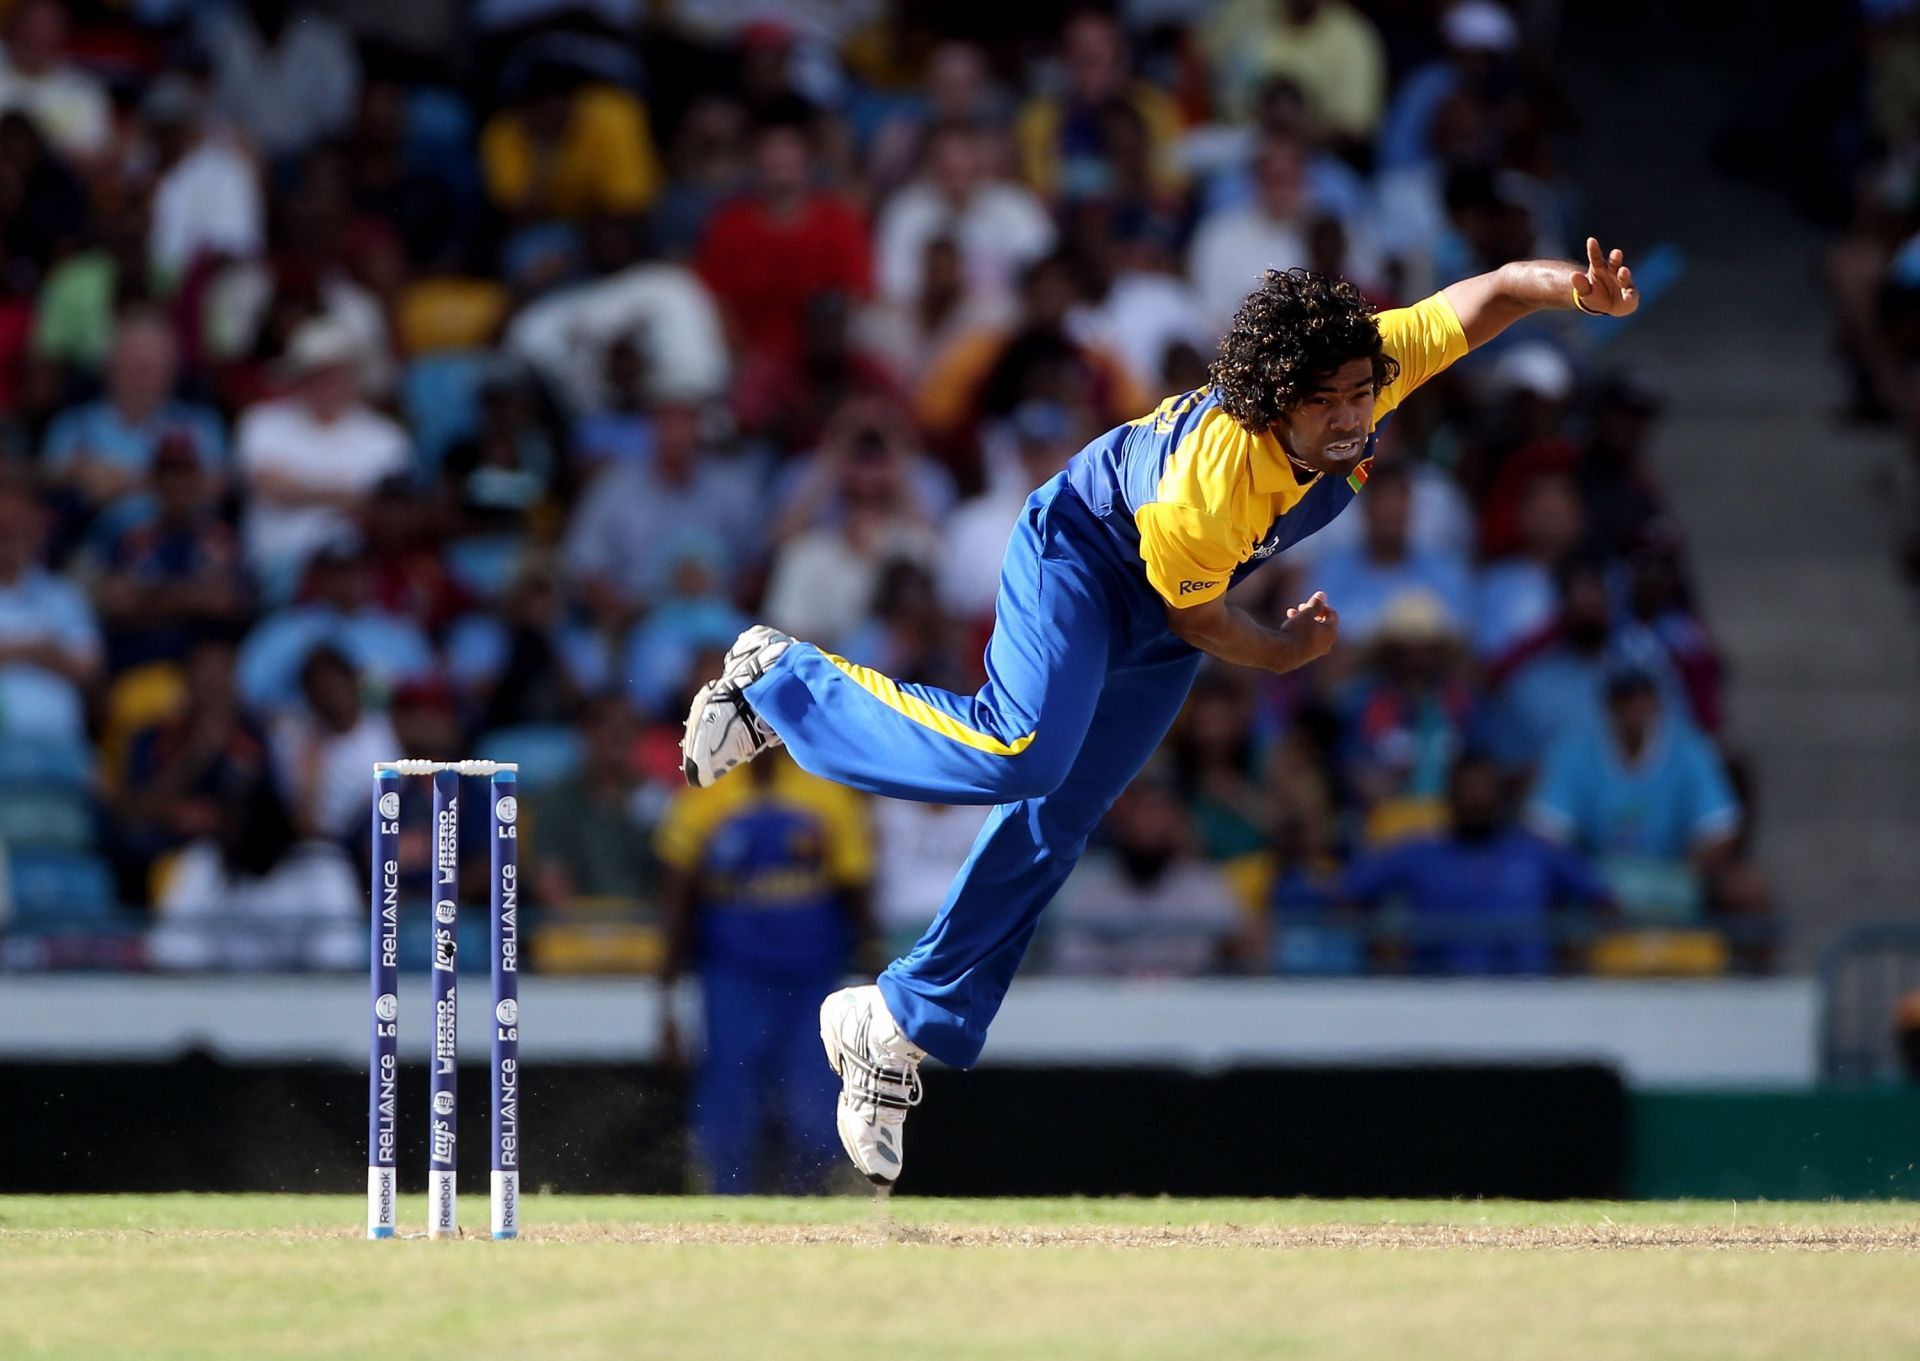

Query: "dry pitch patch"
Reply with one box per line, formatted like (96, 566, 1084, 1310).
(5, 1195, 1918, 1250)
(448, 1220, 1920, 1251)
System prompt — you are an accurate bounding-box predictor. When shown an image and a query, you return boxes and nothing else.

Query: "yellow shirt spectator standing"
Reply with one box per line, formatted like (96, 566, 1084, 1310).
(481, 69, 663, 222)
(1204, 0, 1387, 148)
(1015, 10, 1183, 202)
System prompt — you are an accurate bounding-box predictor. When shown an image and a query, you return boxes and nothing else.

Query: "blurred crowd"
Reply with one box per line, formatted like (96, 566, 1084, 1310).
(1807, 1, 1920, 571)
(0, 0, 1771, 980)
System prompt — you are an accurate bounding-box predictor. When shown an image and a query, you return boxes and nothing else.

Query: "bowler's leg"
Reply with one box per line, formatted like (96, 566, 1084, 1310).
(877, 642, 1203, 1068)
(744, 493, 1116, 804)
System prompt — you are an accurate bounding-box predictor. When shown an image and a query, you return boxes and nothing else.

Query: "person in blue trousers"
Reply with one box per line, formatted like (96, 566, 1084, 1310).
(682, 243, 1642, 1184)
(655, 752, 876, 1192)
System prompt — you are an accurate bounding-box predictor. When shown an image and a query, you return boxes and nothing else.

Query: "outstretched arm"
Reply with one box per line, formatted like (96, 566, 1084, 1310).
(1442, 236, 1640, 350)
(1164, 590, 1340, 674)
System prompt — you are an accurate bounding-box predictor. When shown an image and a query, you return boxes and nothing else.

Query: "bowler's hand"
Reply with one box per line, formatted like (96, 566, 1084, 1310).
(1281, 591, 1339, 665)
(1572, 237, 1639, 317)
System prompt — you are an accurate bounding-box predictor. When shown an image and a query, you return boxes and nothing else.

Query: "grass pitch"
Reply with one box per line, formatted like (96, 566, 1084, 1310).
(3, 1196, 1918, 1360)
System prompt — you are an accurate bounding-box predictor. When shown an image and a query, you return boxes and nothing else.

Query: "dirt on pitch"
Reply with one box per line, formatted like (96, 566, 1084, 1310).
(46, 1220, 1920, 1252)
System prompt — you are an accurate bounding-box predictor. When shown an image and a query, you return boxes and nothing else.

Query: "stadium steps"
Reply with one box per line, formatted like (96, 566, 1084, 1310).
(1562, 23, 1920, 968)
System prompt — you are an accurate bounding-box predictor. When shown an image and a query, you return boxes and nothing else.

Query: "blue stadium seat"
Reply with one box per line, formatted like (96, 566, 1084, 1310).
(443, 534, 524, 604)
(1271, 919, 1368, 976)
(474, 724, 584, 791)
(400, 351, 489, 470)
(0, 786, 95, 851)
(0, 738, 93, 790)
(8, 849, 120, 932)
(404, 87, 478, 201)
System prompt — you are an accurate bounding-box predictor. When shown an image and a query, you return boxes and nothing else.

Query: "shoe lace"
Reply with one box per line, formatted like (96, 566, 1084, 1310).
(746, 705, 781, 748)
(845, 1042, 923, 1117)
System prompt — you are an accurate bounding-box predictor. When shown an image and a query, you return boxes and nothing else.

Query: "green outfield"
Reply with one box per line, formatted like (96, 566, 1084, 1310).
(3, 1196, 1918, 1360)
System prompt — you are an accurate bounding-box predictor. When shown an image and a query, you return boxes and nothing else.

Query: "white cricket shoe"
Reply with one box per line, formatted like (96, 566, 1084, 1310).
(819, 985, 925, 1186)
(680, 626, 793, 787)
(721, 624, 794, 687)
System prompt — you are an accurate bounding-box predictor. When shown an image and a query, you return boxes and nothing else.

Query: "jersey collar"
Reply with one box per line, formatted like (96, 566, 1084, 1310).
(1251, 428, 1319, 494)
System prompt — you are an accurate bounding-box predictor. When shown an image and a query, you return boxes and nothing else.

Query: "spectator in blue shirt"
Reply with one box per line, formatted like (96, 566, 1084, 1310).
(1336, 589, 1485, 846)
(42, 311, 226, 522)
(0, 478, 102, 749)
(445, 559, 606, 733)
(1488, 555, 1684, 768)
(90, 435, 251, 671)
(1375, 0, 1522, 173)
(1344, 753, 1610, 974)
(1526, 667, 1742, 924)
(1312, 461, 1474, 647)
(623, 532, 747, 720)
(562, 400, 761, 625)
(236, 536, 437, 714)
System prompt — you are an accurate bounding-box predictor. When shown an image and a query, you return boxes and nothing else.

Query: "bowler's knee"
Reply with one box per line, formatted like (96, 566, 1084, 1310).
(996, 738, 1077, 802)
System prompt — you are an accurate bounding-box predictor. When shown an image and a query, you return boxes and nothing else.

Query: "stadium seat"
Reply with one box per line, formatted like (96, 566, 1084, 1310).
(98, 662, 188, 794)
(530, 919, 664, 976)
(400, 351, 489, 470)
(1590, 929, 1729, 977)
(1270, 919, 1368, 975)
(7, 849, 121, 933)
(0, 738, 94, 791)
(403, 87, 478, 199)
(443, 534, 523, 603)
(473, 723, 584, 791)
(0, 786, 95, 852)
(395, 278, 509, 357)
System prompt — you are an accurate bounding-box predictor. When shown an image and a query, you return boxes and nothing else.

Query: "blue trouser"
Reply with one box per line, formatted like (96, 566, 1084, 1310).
(692, 965, 844, 1192)
(746, 478, 1200, 1068)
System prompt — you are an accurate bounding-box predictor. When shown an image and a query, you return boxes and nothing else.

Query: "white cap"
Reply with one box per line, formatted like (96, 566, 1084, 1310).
(1489, 340, 1575, 401)
(1443, 1, 1521, 53)
(280, 316, 361, 377)
(1376, 589, 1459, 645)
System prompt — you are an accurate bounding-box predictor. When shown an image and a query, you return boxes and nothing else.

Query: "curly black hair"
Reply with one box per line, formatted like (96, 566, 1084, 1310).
(1209, 268, 1398, 432)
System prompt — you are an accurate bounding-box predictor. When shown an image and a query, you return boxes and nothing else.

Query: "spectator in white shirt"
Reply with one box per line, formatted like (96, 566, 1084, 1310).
(234, 318, 410, 597)
(505, 228, 730, 414)
(1074, 218, 1212, 396)
(151, 760, 362, 971)
(1187, 131, 1314, 329)
(876, 120, 1056, 306)
(763, 424, 941, 649)
(140, 75, 264, 282)
(0, 0, 109, 168)
(198, 0, 360, 162)
(1052, 774, 1252, 977)
(269, 643, 400, 842)
(870, 797, 992, 956)
(939, 399, 1079, 623)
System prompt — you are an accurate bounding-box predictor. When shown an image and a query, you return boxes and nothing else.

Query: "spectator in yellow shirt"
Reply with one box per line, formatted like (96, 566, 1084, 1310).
(1204, 0, 1387, 152)
(480, 62, 663, 223)
(1014, 11, 1182, 202)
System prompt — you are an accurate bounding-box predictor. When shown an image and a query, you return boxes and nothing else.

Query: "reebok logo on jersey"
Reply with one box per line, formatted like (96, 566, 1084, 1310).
(1178, 579, 1218, 595)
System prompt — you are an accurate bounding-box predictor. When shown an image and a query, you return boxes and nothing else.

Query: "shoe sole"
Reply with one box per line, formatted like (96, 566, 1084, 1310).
(680, 680, 717, 786)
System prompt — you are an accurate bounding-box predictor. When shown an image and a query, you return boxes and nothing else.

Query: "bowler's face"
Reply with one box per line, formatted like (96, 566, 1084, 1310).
(1276, 358, 1376, 474)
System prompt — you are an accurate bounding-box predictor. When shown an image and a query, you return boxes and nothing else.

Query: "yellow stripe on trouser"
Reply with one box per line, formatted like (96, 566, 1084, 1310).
(819, 652, 1036, 757)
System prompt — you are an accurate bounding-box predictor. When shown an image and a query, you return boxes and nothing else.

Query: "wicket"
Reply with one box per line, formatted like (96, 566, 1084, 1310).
(367, 759, 521, 1241)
